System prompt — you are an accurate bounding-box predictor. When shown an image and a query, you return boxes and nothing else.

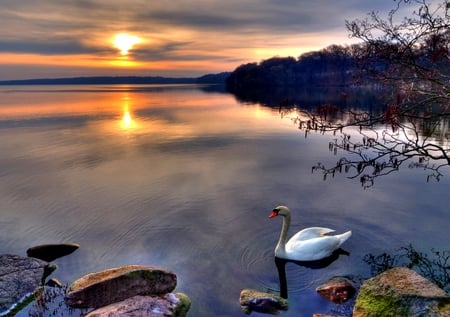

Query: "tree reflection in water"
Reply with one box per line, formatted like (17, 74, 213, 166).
(230, 85, 449, 189)
(364, 244, 450, 292)
(228, 0, 450, 189)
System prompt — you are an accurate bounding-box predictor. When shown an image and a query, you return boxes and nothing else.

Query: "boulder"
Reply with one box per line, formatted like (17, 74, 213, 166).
(65, 265, 177, 308)
(316, 276, 356, 304)
(27, 243, 80, 262)
(353, 267, 450, 317)
(0, 254, 48, 314)
(239, 289, 288, 315)
(84, 293, 191, 317)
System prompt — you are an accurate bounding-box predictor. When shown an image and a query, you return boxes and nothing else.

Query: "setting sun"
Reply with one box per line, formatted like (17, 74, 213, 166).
(113, 33, 141, 56)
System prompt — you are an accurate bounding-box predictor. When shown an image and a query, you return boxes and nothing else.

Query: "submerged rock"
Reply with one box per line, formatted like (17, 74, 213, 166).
(65, 265, 177, 308)
(353, 267, 450, 317)
(26, 243, 80, 262)
(316, 276, 356, 304)
(85, 293, 191, 317)
(239, 289, 288, 315)
(45, 277, 63, 288)
(0, 254, 48, 314)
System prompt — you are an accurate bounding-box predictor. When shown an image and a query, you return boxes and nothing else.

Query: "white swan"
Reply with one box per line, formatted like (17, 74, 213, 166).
(269, 206, 351, 261)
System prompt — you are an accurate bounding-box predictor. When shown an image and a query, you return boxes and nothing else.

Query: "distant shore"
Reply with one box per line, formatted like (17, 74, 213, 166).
(0, 73, 230, 86)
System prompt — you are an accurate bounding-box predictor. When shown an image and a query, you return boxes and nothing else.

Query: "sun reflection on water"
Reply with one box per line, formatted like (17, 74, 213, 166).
(120, 106, 136, 130)
(119, 94, 140, 131)
(123, 110, 132, 126)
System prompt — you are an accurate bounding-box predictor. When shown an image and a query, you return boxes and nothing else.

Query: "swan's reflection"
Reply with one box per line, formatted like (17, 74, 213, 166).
(275, 248, 350, 299)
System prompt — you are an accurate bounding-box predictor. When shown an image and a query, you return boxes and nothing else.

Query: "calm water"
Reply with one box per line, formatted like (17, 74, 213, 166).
(0, 84, 448, 316)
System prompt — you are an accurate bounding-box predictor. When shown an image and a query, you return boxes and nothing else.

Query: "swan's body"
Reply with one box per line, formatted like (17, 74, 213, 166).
(269, 206, 351, 261)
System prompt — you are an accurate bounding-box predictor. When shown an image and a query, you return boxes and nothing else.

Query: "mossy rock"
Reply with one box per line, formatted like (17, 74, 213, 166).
(0, 254, 49, 314)
(65, 265, 177, 308)
(84, 293, 191, 317)
(239, 289, 288, 314)
(353, 267, 450, 317)
(172, 292, 191, 317)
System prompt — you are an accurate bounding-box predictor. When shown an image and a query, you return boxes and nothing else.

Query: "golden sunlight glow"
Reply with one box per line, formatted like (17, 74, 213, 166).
(120, 102, 138, 130)
(122, 109, 133, 127)
(113, 33, 141, 55)
(109, 56, 141, 67)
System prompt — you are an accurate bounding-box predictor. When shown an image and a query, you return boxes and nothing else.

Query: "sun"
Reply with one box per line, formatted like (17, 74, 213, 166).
(113, 33, 141, 56)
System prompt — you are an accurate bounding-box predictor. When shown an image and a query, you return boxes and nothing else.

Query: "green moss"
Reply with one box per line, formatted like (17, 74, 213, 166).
(124, 268, 176, 291)
(435, 298, 450, 314)
(69, 266, 176, 293)
(41, 263, 58, 285)
(171, 293, 191, 317)
(239, 289, 289, 314)
(355, 287, 409, 316)
(3, 287, 44, 317)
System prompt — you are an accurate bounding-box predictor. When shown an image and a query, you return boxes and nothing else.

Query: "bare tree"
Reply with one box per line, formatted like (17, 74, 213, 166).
(296, 0, 450, 188)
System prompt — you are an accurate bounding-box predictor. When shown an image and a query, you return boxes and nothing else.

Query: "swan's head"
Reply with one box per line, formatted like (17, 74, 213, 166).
(269, 205, 290, 218)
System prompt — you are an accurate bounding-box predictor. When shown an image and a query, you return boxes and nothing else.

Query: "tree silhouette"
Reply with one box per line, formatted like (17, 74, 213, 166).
(295, 102, 450, 188)
(226, 0, 449, 188)
(301, 0, 450, 188)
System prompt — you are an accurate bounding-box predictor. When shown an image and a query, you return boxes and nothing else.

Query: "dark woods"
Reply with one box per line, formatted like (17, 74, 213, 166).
(226, 45, 355, 91)
(226, 0, 450, 188)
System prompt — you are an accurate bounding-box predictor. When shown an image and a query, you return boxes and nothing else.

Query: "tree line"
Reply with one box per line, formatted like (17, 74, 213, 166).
(226, 44, 361, 91)
(227, 0, 450, 188)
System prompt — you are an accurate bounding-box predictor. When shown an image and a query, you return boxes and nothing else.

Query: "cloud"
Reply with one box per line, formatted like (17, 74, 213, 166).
(0, 0, 407, 79)
(0, 38, 99, 55)
(0, 1, 389, 49)
(133, 1, 338, 34)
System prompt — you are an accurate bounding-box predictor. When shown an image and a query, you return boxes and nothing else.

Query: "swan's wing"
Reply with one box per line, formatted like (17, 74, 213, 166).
(290, 227, 335, 241)
(285, 235, 341, 261)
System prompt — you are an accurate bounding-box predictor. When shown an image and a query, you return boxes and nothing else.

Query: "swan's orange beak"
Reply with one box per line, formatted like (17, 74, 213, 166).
(269, 211, 278, 218)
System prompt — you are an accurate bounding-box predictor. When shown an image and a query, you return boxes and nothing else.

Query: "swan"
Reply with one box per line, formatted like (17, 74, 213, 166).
(269, 206, 351, 261)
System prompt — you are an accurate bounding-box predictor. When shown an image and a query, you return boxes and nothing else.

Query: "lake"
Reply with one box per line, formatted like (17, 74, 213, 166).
(0, 84, 448, 316)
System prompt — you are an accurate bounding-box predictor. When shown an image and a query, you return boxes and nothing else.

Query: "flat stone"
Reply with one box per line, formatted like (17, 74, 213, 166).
(85, 293, 191, 317)
(0, 254, 48, 314)
(353, 267, 450, 317)
(65, 265, 177, 308)
(27, 243, 80, 262)
(316, 276, 356, 304)
(239, 289, 288, 315)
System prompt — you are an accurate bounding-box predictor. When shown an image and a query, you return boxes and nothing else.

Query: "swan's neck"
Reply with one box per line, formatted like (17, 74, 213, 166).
(275, 214, 290, 258)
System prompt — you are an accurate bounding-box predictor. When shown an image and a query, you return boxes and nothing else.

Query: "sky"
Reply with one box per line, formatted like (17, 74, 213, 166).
(0, 1, 407, 80)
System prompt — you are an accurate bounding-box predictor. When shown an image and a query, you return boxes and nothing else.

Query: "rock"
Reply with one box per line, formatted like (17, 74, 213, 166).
(84, 293, 191, 317)
(316, 276, 356, 304)
(239, 289, 288, 315)
(0, 254, 48, 314)
(65, 265, 177, 308)
(27, 243, 80, 262)
(353, 267, 450, 317)
(45, 277, 63, 288)
(42, 262, 58, 284)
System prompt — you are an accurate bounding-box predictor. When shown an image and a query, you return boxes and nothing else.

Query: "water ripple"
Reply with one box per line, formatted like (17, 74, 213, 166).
(238, 224, 340, 295)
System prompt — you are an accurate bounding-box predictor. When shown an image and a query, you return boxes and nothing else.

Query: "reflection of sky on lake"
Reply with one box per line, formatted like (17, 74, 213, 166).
(0, 85, 448, 316)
